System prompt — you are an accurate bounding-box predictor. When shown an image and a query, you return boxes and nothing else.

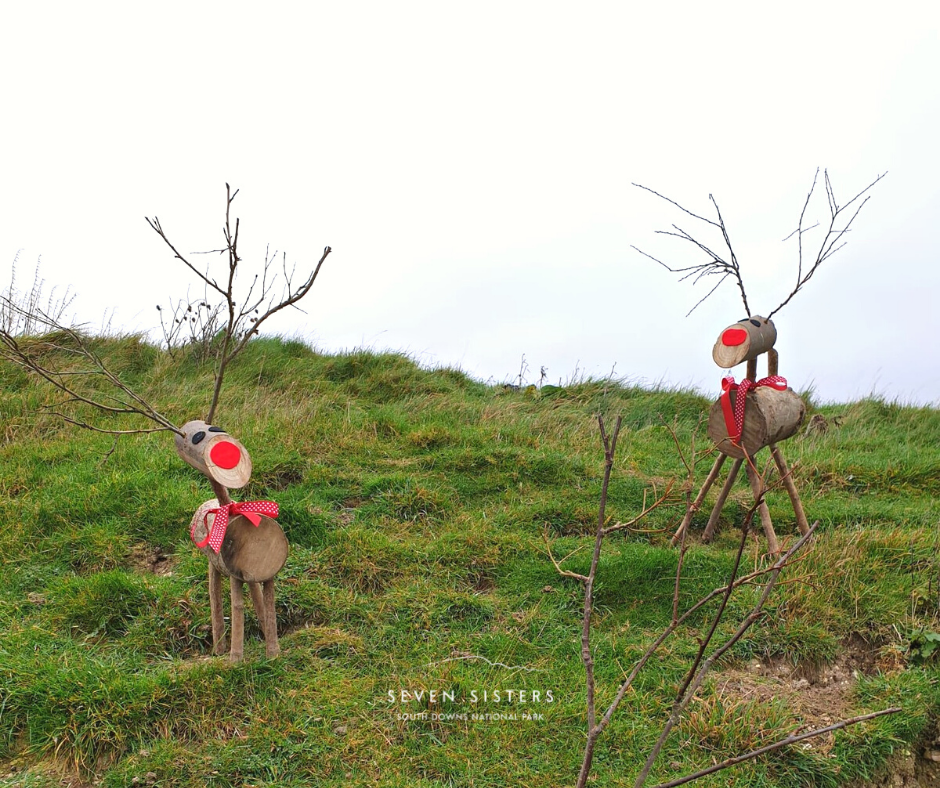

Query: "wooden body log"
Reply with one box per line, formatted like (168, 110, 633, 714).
(707, 386, 805, 459)
(175, 420, 252, 489)
(191, 498, 285, 660)
(190, 499, 289, 583)
(712, 316, 777, 368)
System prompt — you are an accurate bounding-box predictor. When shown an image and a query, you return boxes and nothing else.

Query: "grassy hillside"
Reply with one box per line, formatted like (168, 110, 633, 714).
(1, 336, 939, 787)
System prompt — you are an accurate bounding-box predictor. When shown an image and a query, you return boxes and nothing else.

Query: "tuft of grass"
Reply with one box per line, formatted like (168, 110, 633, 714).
(44, 570, 158, 638)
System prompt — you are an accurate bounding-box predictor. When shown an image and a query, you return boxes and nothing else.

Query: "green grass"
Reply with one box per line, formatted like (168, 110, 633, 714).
(1, 336, 939, 787)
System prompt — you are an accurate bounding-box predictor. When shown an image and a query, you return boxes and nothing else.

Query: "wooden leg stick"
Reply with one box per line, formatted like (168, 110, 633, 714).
(248, 582, 267, 640)
(208, 563, 227, 656)
(769, 443, 810, 536)
(702, 458, 743, 542)
(229, 578, 245, 663)
(767, 349, 779, 378)
(262, 579, 280, 658)
(746, 358, 757, 381)
(745, 460, 779, 555)
(672, 454, 727, 545)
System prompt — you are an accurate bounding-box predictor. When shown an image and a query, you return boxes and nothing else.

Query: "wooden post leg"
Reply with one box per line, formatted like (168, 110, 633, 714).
(769, 443, 810, 536)
(248, 582, 267, 639)
(745, 460, 779, 555)
(672, 454, 727, 545)
(262, 579, 280, 658)
(767, 349, 779, 378)
(208, 563, 228, 656)
(702, 458, 743, 542)
(229, 578, 245, 662)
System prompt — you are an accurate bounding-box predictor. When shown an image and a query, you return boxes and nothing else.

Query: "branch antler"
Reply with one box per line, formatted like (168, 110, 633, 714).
(1, 184, 331, 444)
(148, 184, 332, 422)
(0, 302, 182, 437)
(769, 168, 886, 319)
(636, 171, 885, 320)
(633, 184, 750, 316)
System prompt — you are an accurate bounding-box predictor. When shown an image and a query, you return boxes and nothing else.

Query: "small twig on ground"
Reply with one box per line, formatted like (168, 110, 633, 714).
(648, 707, 900, 788)
(423, 655, 543, 673)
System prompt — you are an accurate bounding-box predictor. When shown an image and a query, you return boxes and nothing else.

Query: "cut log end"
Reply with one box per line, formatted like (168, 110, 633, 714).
(712, 316, 777, 369)
(175, 419, 253, 489)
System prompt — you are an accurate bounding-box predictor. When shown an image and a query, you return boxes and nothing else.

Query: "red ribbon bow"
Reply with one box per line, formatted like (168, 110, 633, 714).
(720, 375, 788, 445)
(192, 500, 279, 553)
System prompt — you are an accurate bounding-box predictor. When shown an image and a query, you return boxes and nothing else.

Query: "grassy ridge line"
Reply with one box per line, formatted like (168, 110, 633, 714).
(0, 336, 938, 787)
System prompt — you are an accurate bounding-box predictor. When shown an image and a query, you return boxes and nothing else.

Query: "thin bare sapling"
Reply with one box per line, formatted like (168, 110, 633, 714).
(544, 415, 898, 788)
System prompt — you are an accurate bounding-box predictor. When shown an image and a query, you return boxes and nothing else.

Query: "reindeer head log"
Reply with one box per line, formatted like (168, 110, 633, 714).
(174, 420, 253, 489)
(711, 316, 777, 369)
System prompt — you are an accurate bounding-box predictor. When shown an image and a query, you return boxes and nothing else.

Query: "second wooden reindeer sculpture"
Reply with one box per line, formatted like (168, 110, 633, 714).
(633, 170, 885, 552)
(672, 316, 809, 553)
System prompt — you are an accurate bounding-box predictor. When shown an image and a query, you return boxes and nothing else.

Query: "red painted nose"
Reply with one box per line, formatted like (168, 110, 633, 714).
(721, 328, 747, 347)
(210, 440, 241, 469)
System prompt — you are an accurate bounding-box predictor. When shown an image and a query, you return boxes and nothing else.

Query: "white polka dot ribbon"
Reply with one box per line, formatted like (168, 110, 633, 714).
(191, 500, 279, 553)
(719, 375, 788, 446)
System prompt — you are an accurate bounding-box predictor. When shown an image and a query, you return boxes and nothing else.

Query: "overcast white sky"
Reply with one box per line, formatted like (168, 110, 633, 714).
(2, 2, 938, 405)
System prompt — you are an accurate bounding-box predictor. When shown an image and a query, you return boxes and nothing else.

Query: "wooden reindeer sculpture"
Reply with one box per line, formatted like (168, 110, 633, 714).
(176, 420, 288, 661)
(632, 170, 885, 552)
(0, 184, 330, 660)
(672, 316, 809, 552)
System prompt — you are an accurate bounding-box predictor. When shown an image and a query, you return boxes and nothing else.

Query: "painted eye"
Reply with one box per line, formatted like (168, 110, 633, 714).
(208, 426, 225, 433)
(210, 441, 241, 469)
(191, 431, 206, 445)
(749, 319, 761, 327)
(721, 328, 747, 347)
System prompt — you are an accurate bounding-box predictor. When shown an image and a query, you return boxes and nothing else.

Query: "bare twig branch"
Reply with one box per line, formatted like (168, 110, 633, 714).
(660, 415, 702, 624)
(542, 526, 590, 583)
(634, 184, 750, 315)
(147, 186, 332, 423)
(633, 184, 722, 229)
(573, 414, 622, 788)
(633, 521, 820, 788)
(567, 412, 832, 787)
(145, 216, 227, 297)
(0, 304, 181, 437)
(148, 186, 332, 424)
(50, 413, 173, 435)
(769, 169, 886, 320)
(604, 483, 675, 534)
(649, 707, 900, 788)
(637, 171, 884, 320)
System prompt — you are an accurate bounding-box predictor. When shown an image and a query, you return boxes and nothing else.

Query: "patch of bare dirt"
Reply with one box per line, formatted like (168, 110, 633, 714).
(715, 636, 880, 754)
(128, 543, 176, 575)
(849, 743, 940, 788)
(717, 637, 940, 786)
